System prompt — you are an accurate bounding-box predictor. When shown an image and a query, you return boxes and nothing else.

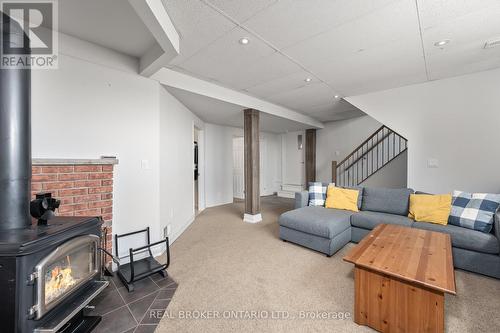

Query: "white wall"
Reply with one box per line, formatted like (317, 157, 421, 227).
(204, 124, 282, 207)
(361, 151, 408, 188)
(316, 116, 382, 183)
(32, 32, 203, 254)
(32, 39, 162, 244)
(348, 68, 500, 193)
(159, 87, 204, 242)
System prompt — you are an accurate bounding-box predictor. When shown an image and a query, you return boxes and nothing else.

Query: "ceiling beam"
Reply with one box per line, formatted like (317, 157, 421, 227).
(152, 68, 325, 129)
(128, 0, 179, 76)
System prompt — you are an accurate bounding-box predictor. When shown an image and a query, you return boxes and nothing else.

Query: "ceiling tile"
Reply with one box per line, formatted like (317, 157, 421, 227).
(162, 0, 237, 65)
(416, 0, 500, 29)
(420, 3, 500, 80)
(313, 109, 366, 122)
(283, 0, 421, 69)
(245, 71, 321, 98)
(244, 0, 398, 49)
(307, 99, 357, 115)
(426, 46, 500, 81)
(177, 27, 302, 89)
(266, 83, 336, 111)
(204, 0, 278, 23)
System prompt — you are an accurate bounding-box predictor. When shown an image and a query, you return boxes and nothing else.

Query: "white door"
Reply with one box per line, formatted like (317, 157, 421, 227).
(232, 137, 245, 199)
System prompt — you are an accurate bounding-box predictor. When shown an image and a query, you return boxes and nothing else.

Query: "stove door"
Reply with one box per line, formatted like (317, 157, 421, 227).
(32, 235, 100, 319)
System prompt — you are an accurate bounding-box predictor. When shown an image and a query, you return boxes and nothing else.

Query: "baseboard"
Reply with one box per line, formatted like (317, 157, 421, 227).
(170, 214, 196, 244)
(243, 213, 262, 223)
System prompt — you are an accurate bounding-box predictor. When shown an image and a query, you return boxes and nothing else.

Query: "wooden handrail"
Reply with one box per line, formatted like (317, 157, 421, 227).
(332, 160, 337, 184)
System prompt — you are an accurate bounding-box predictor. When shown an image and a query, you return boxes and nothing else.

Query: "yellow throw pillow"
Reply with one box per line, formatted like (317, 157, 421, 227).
(325, 186, 359, 212)
(408, 194, 452, 225)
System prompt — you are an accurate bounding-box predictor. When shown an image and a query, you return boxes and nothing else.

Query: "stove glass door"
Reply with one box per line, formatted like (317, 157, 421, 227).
(34, 235, 100, 319)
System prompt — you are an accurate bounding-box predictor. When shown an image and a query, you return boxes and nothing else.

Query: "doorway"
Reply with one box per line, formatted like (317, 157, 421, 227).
(193, 126, 203, 214)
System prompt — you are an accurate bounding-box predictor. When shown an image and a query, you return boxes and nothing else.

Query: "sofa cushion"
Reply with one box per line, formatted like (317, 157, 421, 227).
(341, 186, 363, 209)
(308, 182, 327, 206)
(351, 211, 414, 230)
(278, 206, 353, 239)
(361, 187, 413, 216)
(448, 191, 500, 233)
(412, 222, 500, 254)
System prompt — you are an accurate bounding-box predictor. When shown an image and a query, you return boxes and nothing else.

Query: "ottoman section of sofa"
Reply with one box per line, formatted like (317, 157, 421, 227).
(278, 206, 354, 256)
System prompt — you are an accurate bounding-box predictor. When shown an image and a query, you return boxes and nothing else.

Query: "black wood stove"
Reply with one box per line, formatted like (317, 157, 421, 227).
(0, 13, 108, 333)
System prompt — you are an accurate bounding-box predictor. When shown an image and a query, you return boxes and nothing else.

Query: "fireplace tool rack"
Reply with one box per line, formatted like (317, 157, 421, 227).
(101, 227, 170, 292)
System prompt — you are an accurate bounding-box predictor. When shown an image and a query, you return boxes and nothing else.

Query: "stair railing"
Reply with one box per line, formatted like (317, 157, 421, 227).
(332, 125, 407, 187)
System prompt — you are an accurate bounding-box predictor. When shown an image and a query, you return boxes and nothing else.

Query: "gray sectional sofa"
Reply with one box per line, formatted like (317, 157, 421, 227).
(278, 187, 500, 279)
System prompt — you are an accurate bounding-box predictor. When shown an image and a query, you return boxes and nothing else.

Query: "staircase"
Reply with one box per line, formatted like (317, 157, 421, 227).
(333, 125, 407, 187)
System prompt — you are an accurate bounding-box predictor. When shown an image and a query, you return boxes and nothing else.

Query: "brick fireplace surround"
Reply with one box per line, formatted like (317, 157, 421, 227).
(31, 158, 118, 255)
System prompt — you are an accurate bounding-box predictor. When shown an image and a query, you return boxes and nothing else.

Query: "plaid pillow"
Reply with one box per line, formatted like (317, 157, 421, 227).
(308, 182, 328, 206)
(448, 191, 500, 233)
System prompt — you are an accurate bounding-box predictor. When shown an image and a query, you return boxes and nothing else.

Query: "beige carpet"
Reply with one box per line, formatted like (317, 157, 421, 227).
(157, 196, 500, 333)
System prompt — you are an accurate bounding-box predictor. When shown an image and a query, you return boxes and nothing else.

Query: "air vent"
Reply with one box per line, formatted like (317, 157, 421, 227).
(484, 39, 500, 49)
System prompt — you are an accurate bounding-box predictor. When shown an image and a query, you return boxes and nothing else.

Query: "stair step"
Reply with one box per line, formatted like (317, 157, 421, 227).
(277, 190, 296, 199)
(281, 184, 304, 192)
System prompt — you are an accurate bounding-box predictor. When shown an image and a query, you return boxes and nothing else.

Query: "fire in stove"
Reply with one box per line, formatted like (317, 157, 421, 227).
(45, 256, 79, 304)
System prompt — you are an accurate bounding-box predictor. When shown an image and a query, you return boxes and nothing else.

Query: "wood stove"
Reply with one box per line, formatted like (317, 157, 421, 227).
(0, 13, 108, 333)
(0, 217, 108, 333)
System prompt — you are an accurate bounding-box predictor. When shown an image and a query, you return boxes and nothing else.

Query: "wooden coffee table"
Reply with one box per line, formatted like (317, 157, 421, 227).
(343, 224, 456, 333)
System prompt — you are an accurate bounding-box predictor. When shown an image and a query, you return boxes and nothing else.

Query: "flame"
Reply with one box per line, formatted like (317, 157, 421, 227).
(45, 256, 78, 304)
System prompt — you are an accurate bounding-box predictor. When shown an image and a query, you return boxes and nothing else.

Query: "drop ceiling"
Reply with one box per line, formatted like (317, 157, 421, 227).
(56, 0, 500, 126)
(166, 86, 312, 133)
(162, 0, 500, 116)
(57, 0, 157, 57)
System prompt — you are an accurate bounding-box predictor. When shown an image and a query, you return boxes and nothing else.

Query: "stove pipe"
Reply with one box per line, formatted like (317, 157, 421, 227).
(0, 13, 32, 230)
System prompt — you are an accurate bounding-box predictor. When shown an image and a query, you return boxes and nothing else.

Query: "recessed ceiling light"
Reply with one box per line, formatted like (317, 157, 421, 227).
(304, 77, 312, 82)
(434, 39, 451, 47)
(334, 95, 340, 99)
(239, 37, 250, 45)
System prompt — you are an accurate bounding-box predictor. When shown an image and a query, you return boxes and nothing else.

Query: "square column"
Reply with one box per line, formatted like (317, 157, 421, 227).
(243, 109, 261, 223)
(305, 129, 316, 184)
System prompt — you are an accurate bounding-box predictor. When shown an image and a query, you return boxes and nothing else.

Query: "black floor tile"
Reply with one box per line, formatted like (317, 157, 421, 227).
(93, 306, 137, 333)
(150, 298, 170, 310)
(129, 291, 159, 322)
(134, 324, 158, 333)
(156, 287, 176, 300)
(118, 277, 160, 303)
(140, 309, 164, 325)
(151, 274, 177, 289)
(89, 288, 126, 316)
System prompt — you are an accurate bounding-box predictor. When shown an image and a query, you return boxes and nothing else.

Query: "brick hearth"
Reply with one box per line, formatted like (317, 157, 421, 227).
(31, 158, 118, 254)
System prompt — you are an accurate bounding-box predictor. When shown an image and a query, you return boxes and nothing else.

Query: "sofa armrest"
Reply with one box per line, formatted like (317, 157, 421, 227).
(295, 191, 309, 209)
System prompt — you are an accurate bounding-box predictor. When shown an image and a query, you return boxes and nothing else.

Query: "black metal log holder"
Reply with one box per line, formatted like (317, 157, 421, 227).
(101, 227, 170, 292)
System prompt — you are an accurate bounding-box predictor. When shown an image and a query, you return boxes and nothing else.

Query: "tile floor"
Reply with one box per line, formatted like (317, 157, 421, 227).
(88, 273, 177, 333)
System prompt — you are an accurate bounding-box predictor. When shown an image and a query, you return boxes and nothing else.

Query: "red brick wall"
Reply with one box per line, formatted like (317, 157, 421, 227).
(31, 164, 114, 254)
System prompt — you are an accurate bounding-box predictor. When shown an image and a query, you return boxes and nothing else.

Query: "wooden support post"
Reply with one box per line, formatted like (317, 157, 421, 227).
(332, 160, 337, 184)
(243, 109, 261, 223)
(305, 129, 316, 184)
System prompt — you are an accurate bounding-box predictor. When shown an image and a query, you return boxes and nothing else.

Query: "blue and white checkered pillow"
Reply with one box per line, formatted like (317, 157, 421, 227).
(308, 182, 328, 206)
(448, 191, 500, 233)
